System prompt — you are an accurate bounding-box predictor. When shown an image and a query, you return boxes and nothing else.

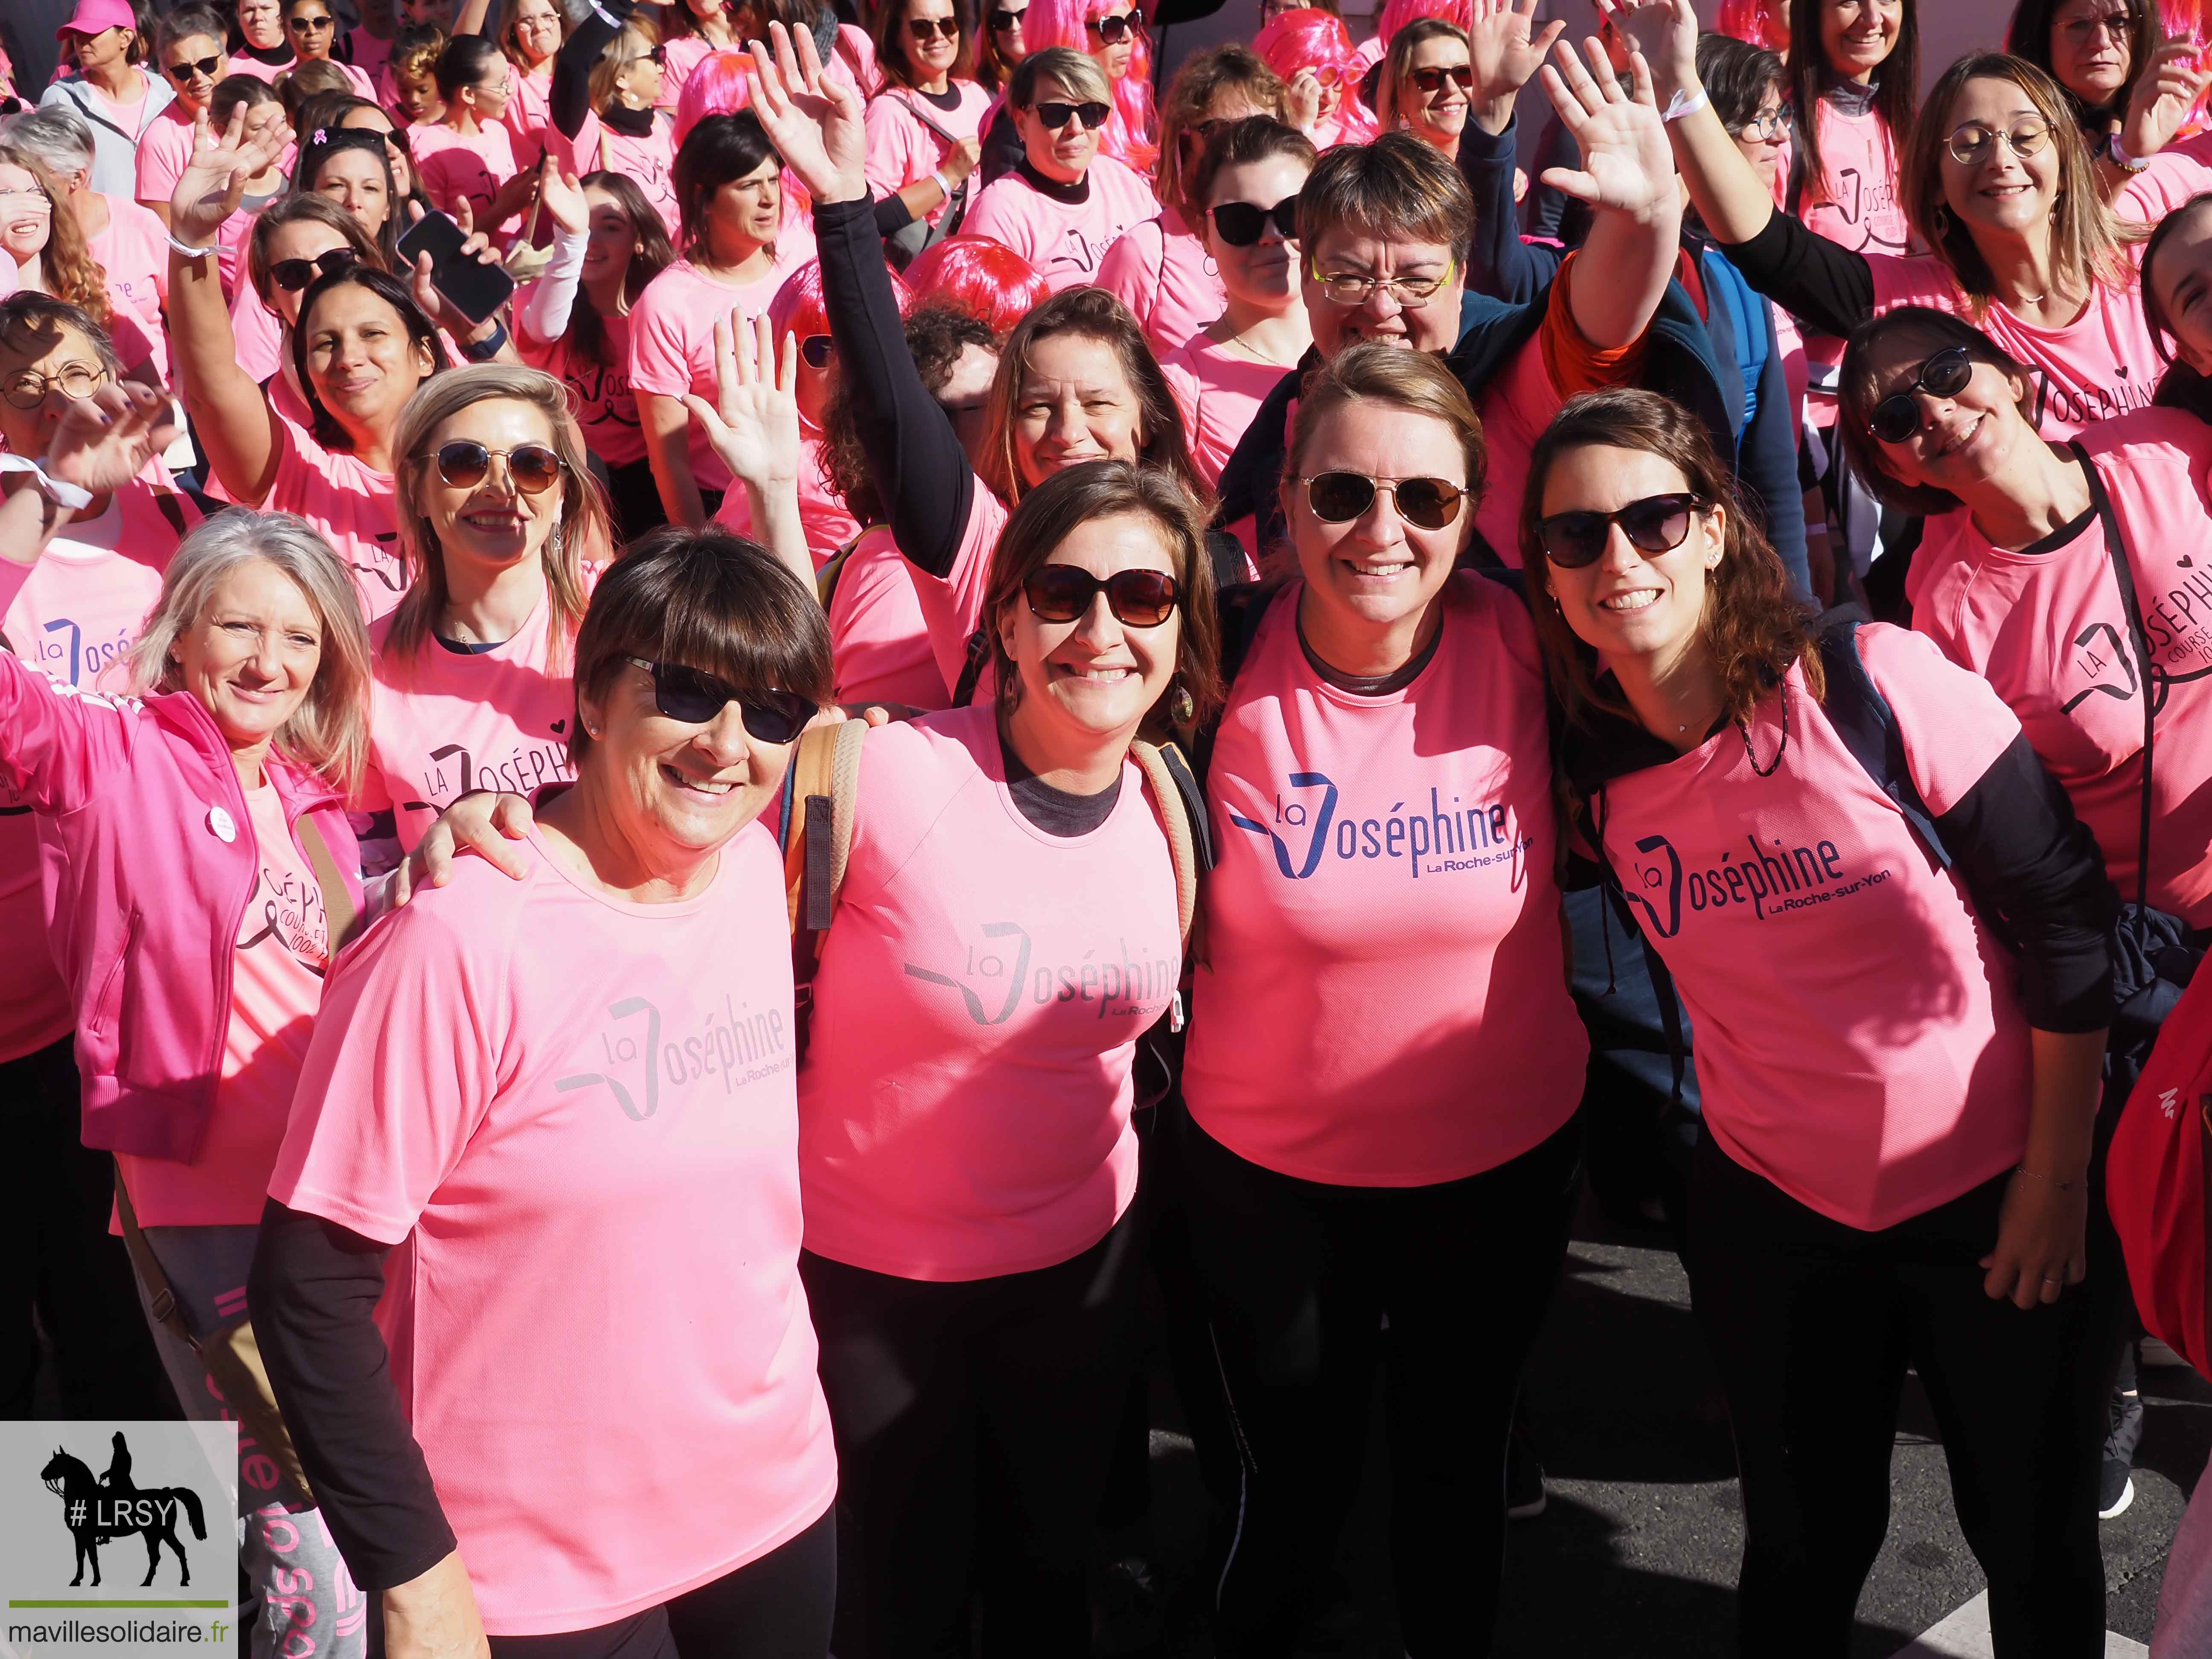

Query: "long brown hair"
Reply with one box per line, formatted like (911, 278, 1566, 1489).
(1155, 44, 1287, 221)
(568, 172, 675, 368)
(873, 0, 976, 90)
(1786, 0, 1919, 216)
(1522, 388, 1822, 733)
(0, 145, 110, 329)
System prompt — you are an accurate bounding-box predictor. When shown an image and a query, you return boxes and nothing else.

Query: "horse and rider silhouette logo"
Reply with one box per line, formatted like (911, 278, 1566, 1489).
(39, 1430, 207, 1588)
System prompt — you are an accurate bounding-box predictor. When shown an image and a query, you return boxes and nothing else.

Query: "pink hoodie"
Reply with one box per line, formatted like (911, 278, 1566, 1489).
(0, 643, 361, 1162)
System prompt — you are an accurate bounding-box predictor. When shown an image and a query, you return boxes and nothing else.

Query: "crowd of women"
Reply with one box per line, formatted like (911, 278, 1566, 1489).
(6, 0, 2212, 1652)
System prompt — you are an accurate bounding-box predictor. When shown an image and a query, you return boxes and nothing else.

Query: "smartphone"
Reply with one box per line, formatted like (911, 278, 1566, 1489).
(395, 209, 515, 327)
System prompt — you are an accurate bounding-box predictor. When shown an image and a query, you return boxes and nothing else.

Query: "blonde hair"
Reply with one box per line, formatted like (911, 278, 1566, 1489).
(128, 510, 373, 795)
(1010, 45, 1111, 109)
(589, 17, 661, 111)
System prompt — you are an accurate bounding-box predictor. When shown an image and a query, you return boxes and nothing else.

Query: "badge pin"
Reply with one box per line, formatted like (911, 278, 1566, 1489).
(208, 806, 237, 843)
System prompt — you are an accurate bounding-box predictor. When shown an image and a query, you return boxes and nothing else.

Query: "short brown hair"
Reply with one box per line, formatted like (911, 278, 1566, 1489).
(1521, 388, 1820, 733)
(1189, 115, 1316, 221)
(570, 527, 835, 766)
(1375, 18, 1468, 131)
(980, 460, 1225, 736)
(1298, 130, 1473, 265)
(1156, 45, 1288, 219)
(1834, 305, 2037, 516)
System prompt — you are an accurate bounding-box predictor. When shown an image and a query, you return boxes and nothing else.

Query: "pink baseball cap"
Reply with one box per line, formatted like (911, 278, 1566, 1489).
(57, 0, 138, 42)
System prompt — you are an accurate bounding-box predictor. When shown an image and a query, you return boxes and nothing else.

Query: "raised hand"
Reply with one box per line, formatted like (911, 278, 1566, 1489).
(684, 308, 802, 492)
(2123, 39, 2212, 164)
(1595, 0, 1697, 111)
(1539, 35, 1673, 224)
(744, 20, 867, 205)
(538, 156, 590, 236)
(44, 381, 182, 497)
(1284, 68, 1323, 133)
(170, 105, 292, 246)
(405, 197, 504, 339)
(1467, 0, 1567, 104)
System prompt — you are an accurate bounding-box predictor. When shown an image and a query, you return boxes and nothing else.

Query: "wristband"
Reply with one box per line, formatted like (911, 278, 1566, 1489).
(2107, 133, 2152, 173)
(2014, 1165, 2083, 1192)
(167, 232, 217, 259)
(930, 169, 953, 199)
(460, 317, 509, 361)
(1663, 86, 1708, 123)
(0, 452, 93, 511)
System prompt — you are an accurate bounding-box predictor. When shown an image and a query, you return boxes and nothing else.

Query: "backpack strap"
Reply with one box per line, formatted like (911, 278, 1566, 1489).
(951, 627, 992, 709)
(1809, 608, 1953, 872)
(1130, 739, 1199, 945)
(151, 486, 189, 541)
(294, 810, 361, 958)
(780, 718, 866, 939)
(815, 527, 873, 614)
(1191, 582, 1279, 789)
(2071, 440, 2157, 914)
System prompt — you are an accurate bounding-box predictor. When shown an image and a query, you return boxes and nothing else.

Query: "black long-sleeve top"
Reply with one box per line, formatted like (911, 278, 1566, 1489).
(1718, 208, 1878, 345)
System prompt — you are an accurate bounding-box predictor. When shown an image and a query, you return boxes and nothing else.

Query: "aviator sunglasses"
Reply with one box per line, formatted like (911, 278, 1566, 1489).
(1023, 566, 1182, 627)
(268, 246, 359, 291)
(1537, 492, 1707, 568)
(1210, 195, 1298, 246)
(625, 657, 817, 742)
(1866, 346, 1974, 444)
(1302, 470, 1465, 530)
(430, 439, 566, 494)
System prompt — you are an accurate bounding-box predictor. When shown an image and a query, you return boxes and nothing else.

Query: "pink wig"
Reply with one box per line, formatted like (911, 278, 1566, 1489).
(1255, 9, 1379, 144)
(673, 47, 756, 148)
(902, 236, 1051, 335)
(1375, 0, 1469, 48)
(1716, 0, 1788, 51)
(1021, 0, 1158, 175)
(768, 257, 911, 339)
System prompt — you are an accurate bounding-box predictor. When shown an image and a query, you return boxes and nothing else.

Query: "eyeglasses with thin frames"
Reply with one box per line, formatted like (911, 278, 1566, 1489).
(1309, 256, 1456, 309)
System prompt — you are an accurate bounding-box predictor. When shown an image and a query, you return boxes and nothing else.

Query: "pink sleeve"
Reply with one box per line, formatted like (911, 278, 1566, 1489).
(106, 308, 156, 374)
(1094, 221, 1161, 332)
(1865, 253, 1962, 317)
(624, 285, 696, 399)
(1855, 620, 2024, 816)
(1160, 352, 1198, 434)
(134, 122, 185, 204)
(0, 642, 136, 813)
(268, 890, 511, 1243)
(864, 97, 924, 199)
(2119, 138, 2212, 229)
(910, 487, 1008, 699)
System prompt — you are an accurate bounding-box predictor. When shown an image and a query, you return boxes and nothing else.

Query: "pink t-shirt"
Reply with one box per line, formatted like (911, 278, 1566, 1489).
(224, 51, 294, 84)
(119, 778, 329, 1227)
(1595, 624, 2035, 1230)
(264, 422, 405, 622)
(1799, 97, 1909, 258)
(657, 34, 718, 110)
(517, 303, 649, 468)
(863, 82, 994, 229)
(711, 419, 858, 567)
(961, 156, 1161, 294)
(627, 249, 819, 494)
(415, 121, 522, 234)
(231, 277, 286, 384)
(0, 788, 70, 1064)
(798, 705, 1179, 1279)
(347, 26, 392, 84)
(355, 597, 577, 855)
(1470, 330, 1579, 566)
(1097, 209, 1224, 360)
(1184, 576, 1586, 1185)
(87, 195, 171, 382)
(133, 102, 198, 209)
(501, 62, 555, 174)
(581, 113, 678, 238)
(824, 524, 951, 710)
(1909, 407, 2212, 928)
(269, 825, 837, 1635)
(1161, 332, 1290, 487)
(906, 481, 1009, 701)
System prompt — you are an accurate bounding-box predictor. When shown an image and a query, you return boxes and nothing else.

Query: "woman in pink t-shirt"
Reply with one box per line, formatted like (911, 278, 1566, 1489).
(1527, 386, 2118, 1655)
(279, 0, 375, 98)
(660, 0, 751, 109)
(140, 5, 231, 224)
(1097, 44, 1284, 360)
(960, 47, 1161, 293)
(1255, 8, 1378, 151)
(493, 0, 566, 170)
(12, 110, 173, 384)
(1021, 0, 1156, 173)
(0, 146, 153, 381)
(294, 122, 406, 266)
(0, 397, 374, 1657)
(1779, 0, 1916, 260)
(227, 0, 296, 81)
(257, 529, 840, 1656)
(862, 0, 990, 237)
(414, 36, 536, 233)
(569, 19, 680, 238)
(1160, 116, 1314, 486)
(231, 189, 381, 407)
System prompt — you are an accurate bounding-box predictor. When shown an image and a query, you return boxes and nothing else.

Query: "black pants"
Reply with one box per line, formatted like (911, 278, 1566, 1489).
(1686, 1132, 2112, 1659)
(1179, 1110, 1583, 1658)
(483, 1508, 835, 1659)
(0, 1035, 171, 1420)
(799, 1197, 1148, 1659)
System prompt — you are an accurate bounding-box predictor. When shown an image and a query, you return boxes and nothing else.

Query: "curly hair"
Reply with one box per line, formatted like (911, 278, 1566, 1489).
(824, 304, 998, 524)
(0, 145, 110, 330)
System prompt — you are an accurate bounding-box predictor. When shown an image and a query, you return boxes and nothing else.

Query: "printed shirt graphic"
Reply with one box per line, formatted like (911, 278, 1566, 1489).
(1795, 99, 1909, 373)
(355, 596, 578, 856)
(1594, 625, 2034, 1231)
(798, 705, 1180, 1281)
(1184, 576, 1586, 1186)
(517, 304, 649, 469)
(961, 154, 1162, 294)
(591, 116, 678, 237)
(269, 825, 835, 1635)
(1909, 407, 2212, 927)
(119, 781, 329, 1227)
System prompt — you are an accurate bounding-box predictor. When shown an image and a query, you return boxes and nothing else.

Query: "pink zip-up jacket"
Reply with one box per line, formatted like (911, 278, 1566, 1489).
(0, 644, 361, 1162)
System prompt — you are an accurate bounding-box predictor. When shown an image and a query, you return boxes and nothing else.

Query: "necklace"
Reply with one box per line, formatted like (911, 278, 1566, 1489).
(1739, 695, 1789, 778)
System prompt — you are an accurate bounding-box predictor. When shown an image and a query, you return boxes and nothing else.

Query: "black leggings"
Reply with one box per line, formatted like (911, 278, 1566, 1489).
(1685, 1131, 2114, 1659)
(797, 1197, 1148, 1659)
(482, 1508, 835, 1659)
(1178, 1110, 1583, 1658)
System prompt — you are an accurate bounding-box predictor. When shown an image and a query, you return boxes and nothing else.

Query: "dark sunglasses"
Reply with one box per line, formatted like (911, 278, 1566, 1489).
(1409, 64, 1474, 93)
(1210, 195, 1298, 247)
(625, 656, 816, 742)
(907, 15, 959, 38)
(165, 53, 223, 81)
(430, 439, 566, 494)
(1086, 10, 1141, 40)
(1302, 470, 1465, 530)
(1866, 345, 1974, 444)
(1022, 565, 1181, 627)
(800, 334, 833, 370)
(286, 13, 335, 29)
(637, 42, 667, 63)
(1033, 98, 1112, 130)
(1537, 492, 1706, 568)
(268, 246, 359, 291)
(988, 6, 1026, 27)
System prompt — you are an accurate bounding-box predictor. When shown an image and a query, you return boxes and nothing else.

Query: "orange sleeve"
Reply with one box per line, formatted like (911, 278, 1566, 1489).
(1537, 251, 1651, 398)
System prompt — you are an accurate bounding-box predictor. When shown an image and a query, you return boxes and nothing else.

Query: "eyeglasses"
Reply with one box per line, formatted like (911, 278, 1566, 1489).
(1301, 471, 1465, 530)
(1865, 345, 1976, 443)
(1087, 11, 1142, 41)
(1, 362, 108, 409)
(1945, 116, 2052, 166)
(988, 6, 1026, 28)
(798, 334, 834, 370)
(428, 439, 566, 494)
(1409, 64, 1474, 94)
(1034, 99, 1111, 130)
(2059, 8, 2133, 44)
(1210, 195, 1298, 246)
(624, 656, 816, 742)
(1537, 492, 1707, 568)
(164, 53, 223, 81)
(908, 16, 959, 39)
(1310, 257, 1455, 308)
(1734, 105, 1790, 141)
(1022, 565, 1181, 627)
(286, 13, 335, 30)
(268, 247, 359, 290)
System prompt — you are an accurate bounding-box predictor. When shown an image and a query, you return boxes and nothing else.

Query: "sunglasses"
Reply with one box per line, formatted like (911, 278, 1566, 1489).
(1022, 565, 1181, 627)
(625, 656, 816, 742)
(429, 439, 566, 493)
(1536, 492, 1706, 568)
(287, 13, 335, 29)
(908, 15, 959, 38)
(1409, 64, 1474, 94)
(1866, 345, 1974, 443)
(1034, 99, 1112, 130)
(1087, 10, 1141, 41)
(633, 42, 667, 63)
(989, 6, 1026, 27)
(800, 334, 833, 370)
(1210, 195, 1298, 247)
(165, 53, 223, 81)
(1302, 471, 1465, 530)
(268, 246, 359, 291)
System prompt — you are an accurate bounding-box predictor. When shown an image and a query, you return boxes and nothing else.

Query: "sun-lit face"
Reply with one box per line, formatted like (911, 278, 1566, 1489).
(1289, 400, 1470, 643)
(2149, 204, 2212, 375)
(1855, 331, 2038, 500)
(0, 320, 110, 462)
(1012, 332, 1146, 489)
(1204, 153, 1310, 314)
(582, 185, 643, 287)
(704, 158, 782, 257)
(313, 148, 391, 237)
(1540, 444, 1727, 677)
(1937, 76, 2061, 247)
(2050, 0, 2134, 105)
(1401, 36, 1471, 151)
(905, 0, 960, 81)
(393, 63, 443, 123)
(1820, 0, 1900, 80)
(465, 60, 514, 120)
(614, 40, 663, 106)
(998, 511, 1183, 750)
(935, 340, 998, 472)
(1086, 3, 1141, 80)
(1731, 81, 1789, 189)
(167, 558, 326, 767)
(236, 0, 286, 50)
(512, 0, 564, 66)
(302, 283, 435, 442)
(160, 34, 230, 111)
(67, 24, 135, 76)
(1016, 75, 1100, 184)
(0, 163, 54, 270)
(1302, 224, 1462, 356)
(264, 219, 355, 326)
(415, 397, 567, 591)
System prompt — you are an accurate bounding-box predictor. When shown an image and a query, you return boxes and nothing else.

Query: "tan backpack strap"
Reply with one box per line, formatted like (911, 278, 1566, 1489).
(783, 718, 868, 937)
(114, 1165, 198, 1352)
(294, 811, 360, 960)
(1131, 739, 1197, 945)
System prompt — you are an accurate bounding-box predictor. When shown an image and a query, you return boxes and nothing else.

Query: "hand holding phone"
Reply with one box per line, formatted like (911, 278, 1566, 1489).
(396, 207, 515, 328)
